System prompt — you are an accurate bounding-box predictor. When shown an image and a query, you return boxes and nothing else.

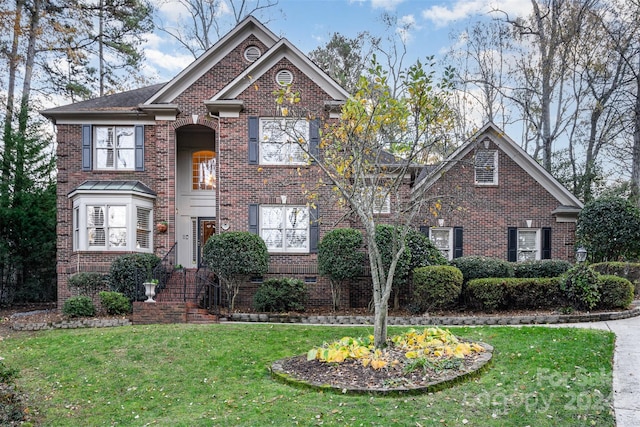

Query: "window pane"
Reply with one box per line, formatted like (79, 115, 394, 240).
(136, 208, 150, 249)
(87, 206, 105, 227)
(261, 207, 283, 228)
(261, 142, 286, 163)
(109, 228, 127, 247)
(117, 149, 134, 169)
(431, 229, 450, 250)
(286, 229, 308, 249)
(192, 150, 217, 190)
(109, 206, 126, 227)
(116, 127, 134, 148)
(518, 230, 537, 250)
(286, 207, 308, 230)
(95, 127, 113, 148)
(262, 229, 283, 249)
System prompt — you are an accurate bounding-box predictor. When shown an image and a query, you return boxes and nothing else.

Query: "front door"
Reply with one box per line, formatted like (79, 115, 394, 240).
(199, 218, 216, 266)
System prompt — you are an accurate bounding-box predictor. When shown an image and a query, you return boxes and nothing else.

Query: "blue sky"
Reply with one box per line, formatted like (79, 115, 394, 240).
(147, 0, 533, 83)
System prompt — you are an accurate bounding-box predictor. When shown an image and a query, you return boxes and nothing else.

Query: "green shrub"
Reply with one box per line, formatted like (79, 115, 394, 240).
(451, 256, 514, 282)
(513, 260, 572, 278)
(591, 262, 640, 297)
(406, 228, 448, 269)
(576, 196, 640, 262)
(561, 265, 601, 310)
(253, 278, 307, 312)
(318, 228, 364, 311)
(68, 272, 107, 298)
(62, 295, 96, 317)
(108, 253, 161, 301)
(503, 277, 565, 309)
(465, 278, 507, 311)
(412, 265, 463, 312)
(596, 275, 634, 310)
(0, 360, 19, 384)
(203, 231, 269, 311)
(99, 291, 131, 315)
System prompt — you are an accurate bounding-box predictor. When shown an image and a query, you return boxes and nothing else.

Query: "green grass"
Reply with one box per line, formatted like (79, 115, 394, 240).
(1, 324, 614, 426)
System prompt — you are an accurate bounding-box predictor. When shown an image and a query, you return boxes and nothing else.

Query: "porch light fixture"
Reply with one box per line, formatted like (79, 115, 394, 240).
(576, 247, 587, 263)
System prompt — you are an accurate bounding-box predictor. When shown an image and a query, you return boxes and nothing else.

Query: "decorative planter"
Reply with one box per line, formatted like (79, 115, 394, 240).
(144, 282, 157, 302)
(156, 222, 168, 233)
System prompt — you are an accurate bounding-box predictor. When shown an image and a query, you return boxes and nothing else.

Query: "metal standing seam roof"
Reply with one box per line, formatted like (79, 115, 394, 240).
(68, 180, 157, 197)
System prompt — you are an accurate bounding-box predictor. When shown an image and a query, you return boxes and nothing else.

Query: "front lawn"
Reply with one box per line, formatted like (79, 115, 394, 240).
(1, 324, 614, 426)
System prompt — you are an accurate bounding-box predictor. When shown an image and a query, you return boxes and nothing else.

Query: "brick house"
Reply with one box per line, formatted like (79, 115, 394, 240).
(42, 17, 582, 312)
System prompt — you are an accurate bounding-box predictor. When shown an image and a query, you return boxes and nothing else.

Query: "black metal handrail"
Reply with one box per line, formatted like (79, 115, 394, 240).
(152, 242, 178, 295)
(194, 265, 221, 314)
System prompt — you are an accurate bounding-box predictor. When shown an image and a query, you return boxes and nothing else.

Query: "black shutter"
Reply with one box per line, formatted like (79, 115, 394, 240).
(309, 119, 319, 163)
(134, 125, 144, 171)
(309, 205, 319, 253)
(542, 227, 552, 259)
(453, 227, 463, 259)
(248, 116, 259, 164)
(82, 124, 92, 171)
(248, 204, 259, 234)
(419, 225, 429, 236)
(507, 227, 517, 262)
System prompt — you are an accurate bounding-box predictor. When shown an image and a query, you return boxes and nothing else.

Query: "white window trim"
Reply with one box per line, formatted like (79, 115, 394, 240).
(259, 118, 309, 165)
(517, 228, 541, 262)
(93, 125, 136, 171)
(71, 194, 154, 252)
(259, 205, 310, 253)
(474, 149, 498, 186)
(429, 227, 454, 261)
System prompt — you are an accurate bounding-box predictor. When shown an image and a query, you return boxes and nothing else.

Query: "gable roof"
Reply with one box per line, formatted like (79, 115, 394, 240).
(145, 15, 280, 105)
(207, 38, 350, 104)
(414, 122, 584, 209)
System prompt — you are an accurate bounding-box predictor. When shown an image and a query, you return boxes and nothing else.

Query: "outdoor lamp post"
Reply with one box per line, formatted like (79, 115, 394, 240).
(576, 247, 587, 263)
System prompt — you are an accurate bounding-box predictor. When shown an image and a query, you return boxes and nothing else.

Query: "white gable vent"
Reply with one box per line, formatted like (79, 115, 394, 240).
(244, 46, 261, 62)
(276, 69, 294, 86)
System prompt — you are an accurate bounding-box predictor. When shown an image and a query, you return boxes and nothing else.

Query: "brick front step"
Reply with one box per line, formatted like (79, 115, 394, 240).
(132, 301, 218, 325)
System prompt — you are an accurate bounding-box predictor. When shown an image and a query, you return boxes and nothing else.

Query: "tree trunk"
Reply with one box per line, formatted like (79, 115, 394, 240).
(631, 64, 640, 208)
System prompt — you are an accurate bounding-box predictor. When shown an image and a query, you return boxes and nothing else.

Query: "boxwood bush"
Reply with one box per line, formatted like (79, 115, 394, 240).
(108, 253, 161, 301)
(253, 278, 307, 313)
(466, 277, 565, 311)
(412, 265, 463, 312)
(99, 291, 132, 315)
(513, 260, 572, 278)
(596, 275, 634, 310)
(62, 296, 96, 318)
(451, 256, 514, 282)
(561, 264, 601, 310)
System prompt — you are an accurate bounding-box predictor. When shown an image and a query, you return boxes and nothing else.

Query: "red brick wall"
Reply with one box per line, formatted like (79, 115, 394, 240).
(416, 138, 577, 262)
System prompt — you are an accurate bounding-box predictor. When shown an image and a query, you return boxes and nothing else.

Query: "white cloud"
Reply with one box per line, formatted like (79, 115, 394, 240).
(422, 0, 532, 27)
(145, 48, 194, 78)
(371, 0, 405, 11)
(397, 14, 418, 43)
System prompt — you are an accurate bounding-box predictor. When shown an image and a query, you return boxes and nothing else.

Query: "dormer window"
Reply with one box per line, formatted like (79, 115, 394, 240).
(474, 149, 498, 185)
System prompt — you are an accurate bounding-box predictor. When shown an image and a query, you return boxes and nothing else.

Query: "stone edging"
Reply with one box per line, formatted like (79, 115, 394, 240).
(270, 342, 494, 395)
(230, 304, 640, 326)
(11, 317, 131, 331)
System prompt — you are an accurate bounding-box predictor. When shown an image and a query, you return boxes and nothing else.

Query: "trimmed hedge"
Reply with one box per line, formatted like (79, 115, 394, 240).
(109, 253, 161, 301)
(62, 296, 96, 317)
(591, 262, 640, 297)
(466, 277, 566, 312)
(597, 275, 634, 309)
(513, 260, 572, 278)
(412, 265, 463, 312)
(451, 256, 514, 282)
(253, 278, 308, 313)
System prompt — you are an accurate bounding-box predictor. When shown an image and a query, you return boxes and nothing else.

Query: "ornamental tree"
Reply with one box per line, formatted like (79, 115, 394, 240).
(275, 56, 455, 347)
(202, 231, 269, 311)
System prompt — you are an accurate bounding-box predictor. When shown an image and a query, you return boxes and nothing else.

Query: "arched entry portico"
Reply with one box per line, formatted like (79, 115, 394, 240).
(174, 122, 217, 268)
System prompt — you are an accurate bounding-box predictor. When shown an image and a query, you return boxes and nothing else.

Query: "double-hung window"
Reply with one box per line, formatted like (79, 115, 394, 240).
(260, 205, 309, 253)
(517, 229, 540, 262)
(365, 186, 391, 214)
(94, 126, 135, 170)
(259, 118, 308, 165)
(474, 149, 498, 185)
(430, 227, 453, 260)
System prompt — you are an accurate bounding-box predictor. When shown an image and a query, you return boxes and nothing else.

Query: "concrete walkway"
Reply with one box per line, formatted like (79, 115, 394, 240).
(547, 316, 640, 426)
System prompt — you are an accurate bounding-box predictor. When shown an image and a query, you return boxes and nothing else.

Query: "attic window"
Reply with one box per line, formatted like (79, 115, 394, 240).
(244, 46, 261, 62)
(474, 149, 498, 185)
(276, 69, 294, 86)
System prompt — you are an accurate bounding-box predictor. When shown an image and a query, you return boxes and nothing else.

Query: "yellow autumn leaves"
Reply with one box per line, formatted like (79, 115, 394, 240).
(307, 327, 485, 371)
